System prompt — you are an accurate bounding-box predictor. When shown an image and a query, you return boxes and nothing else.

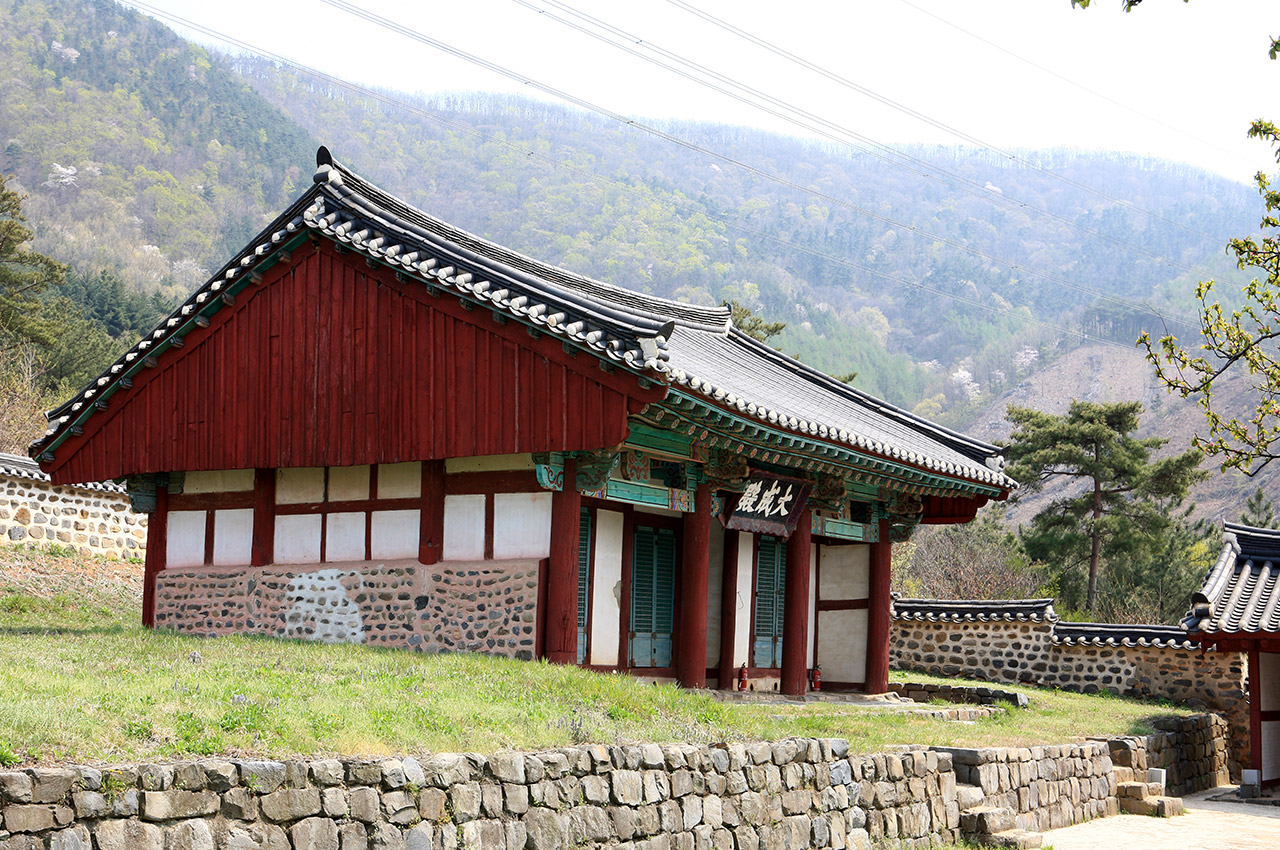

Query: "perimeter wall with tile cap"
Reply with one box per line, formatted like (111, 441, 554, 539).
(0, 453, 146, 559)
(889, 598, 1249, 774)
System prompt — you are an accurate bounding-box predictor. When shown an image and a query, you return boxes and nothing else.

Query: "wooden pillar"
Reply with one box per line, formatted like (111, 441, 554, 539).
(780, 507, 812, 696)
(865, 517, 893, 694)
(251, 468, 275, 566)
(717, 528, 741, 690)
(545, 458, 581, 665)
(1249, 646, 1262, 773)
(419, 460, 445, 565)
(142, 485, 168, 629)
(677, 483, 712, 689)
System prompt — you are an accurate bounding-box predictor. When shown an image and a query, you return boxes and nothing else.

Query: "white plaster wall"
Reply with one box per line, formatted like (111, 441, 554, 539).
(492, 493, 553, 559)
(732, 532, 753, 669)
(277, 468, 325, 504)
(378, 462, 421, 498)
(1263, 719, 1280, 782)
(446, 453, 534, 473)
(167, 510, 206, 568)
(328, 466, 370, 501)
(808, 544, 817, 668)
(818, 609, 868, 685)
(706, 522, 724, 669)
(325, 512, 367, 562)
(634, 505, 681, 518)
(443, 494, 486, 560)
(1260, 652, 1280, 712)
(184, 469, 254, 494)
(371, 510, 420, 560)
(819, 545, 870, 599)
(211, 508, 254, 566)
(275, 514, 322, 564)
(590, 509, 624, 666)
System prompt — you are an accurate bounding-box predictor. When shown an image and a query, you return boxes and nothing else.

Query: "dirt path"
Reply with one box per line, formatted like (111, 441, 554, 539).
(1043, 788, 1280, 849)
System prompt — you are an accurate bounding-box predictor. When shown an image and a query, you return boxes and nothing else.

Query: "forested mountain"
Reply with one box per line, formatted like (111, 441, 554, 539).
(0, 0, 1263, 430)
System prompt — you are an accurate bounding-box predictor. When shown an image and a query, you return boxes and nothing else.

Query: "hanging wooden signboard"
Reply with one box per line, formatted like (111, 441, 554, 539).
(724, 472, 812, 538)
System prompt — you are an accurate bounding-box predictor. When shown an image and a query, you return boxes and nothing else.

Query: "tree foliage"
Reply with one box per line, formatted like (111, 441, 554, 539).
(1240, 486, 1278, 529)
(1003, 401, 1206, 615)
(727, 300, 786, 344)
(0, 175, 65, 349)
(891, 504, 1043, 601)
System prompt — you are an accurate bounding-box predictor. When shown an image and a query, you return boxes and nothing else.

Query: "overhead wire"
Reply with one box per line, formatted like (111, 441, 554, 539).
(318, 0, 1206, 330)
(662, 0, 1235, 245)
(122, 0, 1143, 351)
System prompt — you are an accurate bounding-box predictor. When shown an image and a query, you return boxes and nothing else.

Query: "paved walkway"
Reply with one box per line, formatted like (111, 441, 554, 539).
(1043, 788, 1280, 849)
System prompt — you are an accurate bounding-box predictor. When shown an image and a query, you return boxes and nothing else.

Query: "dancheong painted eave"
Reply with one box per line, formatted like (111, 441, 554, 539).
(30, 146, 1017, 497)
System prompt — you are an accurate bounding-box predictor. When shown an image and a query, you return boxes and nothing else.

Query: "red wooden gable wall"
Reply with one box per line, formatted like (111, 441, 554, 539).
(47, 239, 667, 483)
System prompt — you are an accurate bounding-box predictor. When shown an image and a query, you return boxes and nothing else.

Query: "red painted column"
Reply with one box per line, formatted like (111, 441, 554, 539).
(1249, 647, 1262, 772)
(142, 484, 168, 629)
(865, 517, 893, 694)
(545, 458, 581, 665)
(677, 483, 712, 689)
(251, 468, 276, 567)
(419, 460, 445, 565)
(780, 507, 812, 696)
(717, 527, 740, 690)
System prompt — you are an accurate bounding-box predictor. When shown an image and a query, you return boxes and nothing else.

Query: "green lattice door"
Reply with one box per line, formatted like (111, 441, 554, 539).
(629, 525, 676, 668)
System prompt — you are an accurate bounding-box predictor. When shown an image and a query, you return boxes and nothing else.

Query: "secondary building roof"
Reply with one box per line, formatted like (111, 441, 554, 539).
(1183, 522, 1280, 636)
(31, 147, 1015, 497)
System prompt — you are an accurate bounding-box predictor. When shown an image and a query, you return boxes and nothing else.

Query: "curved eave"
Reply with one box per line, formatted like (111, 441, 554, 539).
(651, 388, 1012, 500)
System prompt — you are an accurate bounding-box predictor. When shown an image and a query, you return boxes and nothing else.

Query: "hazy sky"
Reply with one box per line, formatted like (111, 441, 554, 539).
(126, 0, 1278, 184)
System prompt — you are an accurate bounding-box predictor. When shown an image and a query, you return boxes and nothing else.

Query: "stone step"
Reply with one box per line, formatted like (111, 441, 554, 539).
(1119, 795, 1185, 817)
(984, 829, 1044, 849)
(1112, 765, 1135, 783)
(1117, 781, 1152, 800)
(957, 784, 986, 810)
(960, 805, 1016, 835)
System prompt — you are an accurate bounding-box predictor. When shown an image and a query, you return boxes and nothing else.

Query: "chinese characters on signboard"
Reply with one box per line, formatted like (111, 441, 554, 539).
(724, 472, 812, 538)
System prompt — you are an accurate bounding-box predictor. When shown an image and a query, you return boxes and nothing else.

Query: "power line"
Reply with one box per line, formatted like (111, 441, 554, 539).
(662, 0, 1234, 245)
(893, 0, 1261, 173)
(122, 1, 1144, 351)
(519, 0, 1219, 272)
(317, 0, 1206, 329)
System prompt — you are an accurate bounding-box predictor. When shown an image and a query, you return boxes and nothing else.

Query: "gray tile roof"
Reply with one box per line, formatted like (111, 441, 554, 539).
(1183, 522, 1280, 636)
(0, 451, 123, 493)
(31, 147, 1016, 494)
(1051, 622, 1198, 650)
(891, 597, 1058, 623)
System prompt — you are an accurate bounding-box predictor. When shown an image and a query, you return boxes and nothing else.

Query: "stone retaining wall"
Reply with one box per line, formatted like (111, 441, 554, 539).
(0, 468, 145, 560)
(0, 717, 1228, 850)
(891, 616, 1249, 772)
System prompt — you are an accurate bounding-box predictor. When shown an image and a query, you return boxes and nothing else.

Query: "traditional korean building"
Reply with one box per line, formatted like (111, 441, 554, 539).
(31, 147, 1015, 695)
(1184, 522, 1280, 787)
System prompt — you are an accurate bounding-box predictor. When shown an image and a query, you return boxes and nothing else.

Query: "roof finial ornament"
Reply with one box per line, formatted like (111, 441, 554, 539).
(316, 145, 334, 167)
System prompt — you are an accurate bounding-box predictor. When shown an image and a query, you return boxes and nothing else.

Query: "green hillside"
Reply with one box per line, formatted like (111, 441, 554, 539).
(0, 0, 1261, 441)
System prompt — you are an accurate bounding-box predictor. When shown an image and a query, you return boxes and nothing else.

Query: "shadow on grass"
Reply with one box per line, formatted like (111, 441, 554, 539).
(0, 624, 134, 636)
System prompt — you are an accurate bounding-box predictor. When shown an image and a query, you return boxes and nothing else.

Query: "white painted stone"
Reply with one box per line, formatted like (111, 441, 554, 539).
(732, 532, 753, 669)
(589, 509, 624, 666)
(492, 493, 552, 559)
(167, 511, 207, 568)
(276, 468, 325, 504)
(325, 512, 367, 563)
(371, 510, 420, 560)
(327, 466, 370, 501)
(274, 515, 322, 564)
(184, 469, 255, 494)
(445, 453, 534, 473)
(378, 462, 421, 498)
(212, 509, 254, 566)
(284, 569, 364, 644)
(443, 495, 486, 560)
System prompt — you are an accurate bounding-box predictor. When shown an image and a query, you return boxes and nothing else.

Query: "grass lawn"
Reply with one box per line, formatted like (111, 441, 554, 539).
(0, 546, 1196, 766)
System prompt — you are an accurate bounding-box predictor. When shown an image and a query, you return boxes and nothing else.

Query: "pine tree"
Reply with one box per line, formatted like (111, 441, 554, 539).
(1239, 487, 1278, 529)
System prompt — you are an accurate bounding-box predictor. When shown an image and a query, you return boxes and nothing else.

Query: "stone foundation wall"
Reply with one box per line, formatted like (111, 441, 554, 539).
(154, 559, 541, 658)
(0, 474, 145, 560)
(891, 617, 1249, 772)
(0, 718, 1228, 850)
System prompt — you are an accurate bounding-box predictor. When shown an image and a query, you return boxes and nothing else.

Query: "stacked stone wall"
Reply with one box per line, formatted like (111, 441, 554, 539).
(0, 718, 1228, 850)
(891, 617, 1249, 772)
(0, 474, 145, 559)
(154, 559, 541, 659)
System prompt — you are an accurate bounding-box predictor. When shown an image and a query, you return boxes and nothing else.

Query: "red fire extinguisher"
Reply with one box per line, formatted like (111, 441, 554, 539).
(738, 664, 748, 691)
(811, 664, 822, 691)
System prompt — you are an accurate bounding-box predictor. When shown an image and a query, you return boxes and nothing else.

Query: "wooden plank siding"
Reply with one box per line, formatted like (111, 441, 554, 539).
(46, 240, 665, 484)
